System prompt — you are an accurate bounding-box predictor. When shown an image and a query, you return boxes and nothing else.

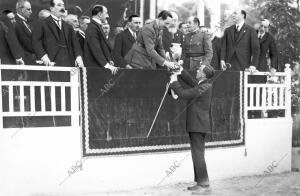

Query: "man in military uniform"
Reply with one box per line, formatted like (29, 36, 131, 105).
(182, 16, 213, 70)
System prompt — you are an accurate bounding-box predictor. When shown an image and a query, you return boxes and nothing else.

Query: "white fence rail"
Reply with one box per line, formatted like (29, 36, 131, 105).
(0, 64, 292, 128)
(0, 65, 80, 129)
(244, 64, 292, 119)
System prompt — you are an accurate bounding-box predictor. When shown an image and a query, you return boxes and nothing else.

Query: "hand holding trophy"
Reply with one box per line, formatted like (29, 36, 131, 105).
(169, 43, 183, 73)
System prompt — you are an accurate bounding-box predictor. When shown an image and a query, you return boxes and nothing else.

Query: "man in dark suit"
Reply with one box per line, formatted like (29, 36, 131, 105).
(125, 10, 177, 69)
(257, 19, 278, 72)
(84, 5, 118, 74)
(15, 0, 36, 65)
(2, 10, 16, 25)
(211, 28, 224, 70)
(76, 15, 90, 51)
(0, 15, 24, 65)
(220, 9, 260, 72)
(113, 14, 141, 68)
(32, 0, 83, 67)
(169, 65, 214, 195)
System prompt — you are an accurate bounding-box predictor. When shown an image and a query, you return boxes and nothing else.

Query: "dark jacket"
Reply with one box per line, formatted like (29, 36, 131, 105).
(84, 19, 113, 67)
(76, 30, 85, 51)
(15, 14, 36, 65)
(162, 28, 183, 52)
(112, 28, 136, 67)
(211, 36, 223, 70)
(32, 16, 82, 66)
(0, 16, 23, 64)
(221, 23, 260, 70)
(257, 32, 278, 71)
(170, 70, 212, 133)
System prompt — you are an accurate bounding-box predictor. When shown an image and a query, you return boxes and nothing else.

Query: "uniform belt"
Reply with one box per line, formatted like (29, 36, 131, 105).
(186, 53, 205, 57)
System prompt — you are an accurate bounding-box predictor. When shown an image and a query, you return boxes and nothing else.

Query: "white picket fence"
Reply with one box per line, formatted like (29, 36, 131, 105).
(0, 64, 292, 129)
(244, 64, 292, 119)
(0, 65, 80, 129)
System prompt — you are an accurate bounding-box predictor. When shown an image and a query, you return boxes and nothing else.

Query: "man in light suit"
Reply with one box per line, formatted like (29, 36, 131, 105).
(15, 0, 36, 65)
(125, 10, 177, 70)
(113, 14, 141, 68)
(170, 65, 214, 195)
(32, 0, 83, 67)
(220, 9, 260, 71)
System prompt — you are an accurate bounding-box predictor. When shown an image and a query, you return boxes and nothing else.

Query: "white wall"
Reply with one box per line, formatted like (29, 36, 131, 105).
(0, 118, 292, 196)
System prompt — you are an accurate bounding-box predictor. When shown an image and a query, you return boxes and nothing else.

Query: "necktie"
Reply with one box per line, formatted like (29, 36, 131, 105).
(23, 20, 31, 32)
(236, 25, 239, 32)
(53, 18, 61, 29)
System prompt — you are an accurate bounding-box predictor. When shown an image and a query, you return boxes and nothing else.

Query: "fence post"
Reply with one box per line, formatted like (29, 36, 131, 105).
(244, 71, 248, 120)
(285, 64, 292, 118)
(0, 67, 3, 130)
(70, 67, 80, 127)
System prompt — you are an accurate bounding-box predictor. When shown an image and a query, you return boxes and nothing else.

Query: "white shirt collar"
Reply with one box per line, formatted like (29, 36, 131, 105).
(128, 27, 135, 36)
(258, 32, 265, 38)
(236, 21, 244, 30)
(92, 18, 102, 25)
(78, 29, 85, 35)
(51, 14, 61, 21)
(198, 79, 204, 84)
(17, 13, 26, 21)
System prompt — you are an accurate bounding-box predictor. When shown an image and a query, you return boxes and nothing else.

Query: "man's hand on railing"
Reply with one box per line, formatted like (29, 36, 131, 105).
(104, 62, 118, 75)
(16, 58, 24, 65)
(246, 65, 257, 74)
(125, 64, 133, 69)
(75, 56, 84, 67)
(270, 67, 277, 76)
(220, 60, 227, 71)
(41, 55, 55, 66)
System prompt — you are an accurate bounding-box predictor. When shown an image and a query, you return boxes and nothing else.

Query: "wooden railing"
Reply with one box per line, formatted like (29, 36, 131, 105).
(0, 65, 80, 129)
(244, 64, 292, 119)
(0, 64, 292, 129)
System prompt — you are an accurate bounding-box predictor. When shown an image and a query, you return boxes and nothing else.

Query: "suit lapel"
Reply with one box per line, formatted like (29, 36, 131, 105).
(153, 21, 160, 39)
(125, 29, 135, 43)
(229, 25, 235, 43)
(93, 20, 111, 50)
(62, 21, 69, 45)
(260, 33, 268, 44)
(47, 16, 59, 40)
(16, 15, 31, 35)
(236, 24, 247, 44)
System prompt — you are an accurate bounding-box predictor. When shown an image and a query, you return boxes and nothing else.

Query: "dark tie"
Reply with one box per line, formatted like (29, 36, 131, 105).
(236, 25, 239, 32)
(23, 20, 31, 32)
(53, 18, 61, 29)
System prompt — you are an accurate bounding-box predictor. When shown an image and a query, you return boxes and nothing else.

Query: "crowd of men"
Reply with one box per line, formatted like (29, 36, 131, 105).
(0, 0, 279, 75)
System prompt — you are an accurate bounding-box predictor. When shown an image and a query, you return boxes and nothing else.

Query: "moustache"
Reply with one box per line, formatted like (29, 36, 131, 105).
(59, 9, 65, 13)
